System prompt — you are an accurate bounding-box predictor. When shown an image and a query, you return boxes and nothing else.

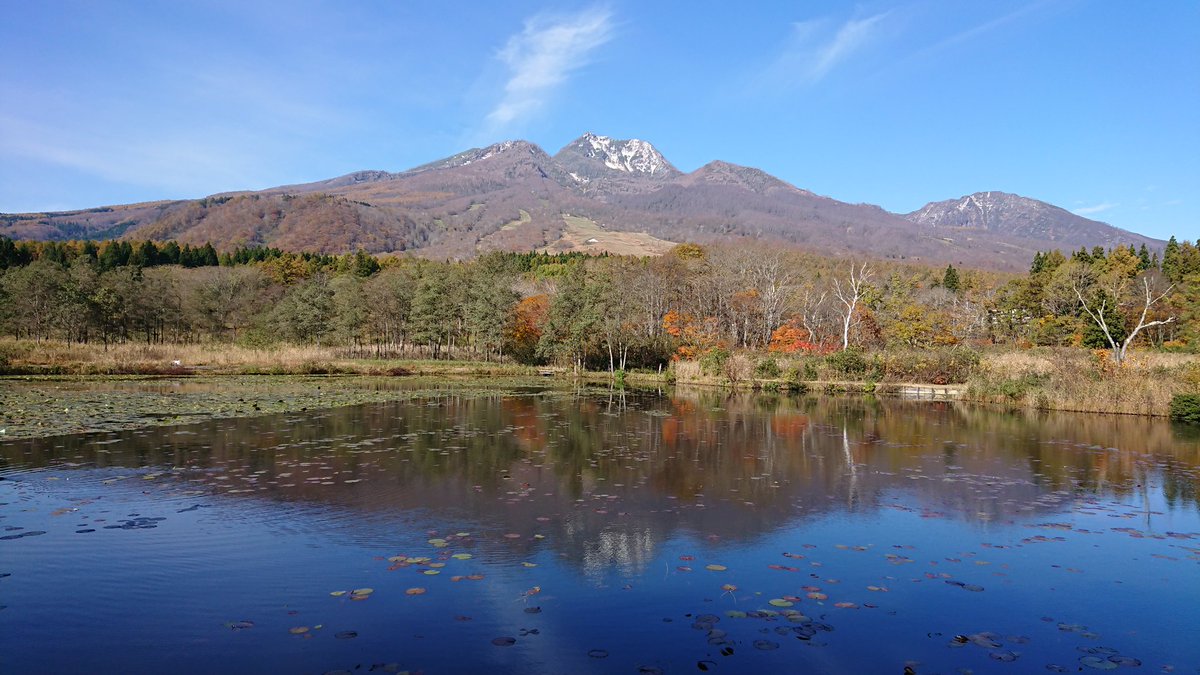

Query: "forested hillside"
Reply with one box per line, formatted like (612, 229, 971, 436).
(2, 235, 1197, 372)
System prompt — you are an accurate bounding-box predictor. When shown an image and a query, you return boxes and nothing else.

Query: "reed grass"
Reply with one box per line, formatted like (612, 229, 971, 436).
(965, 348, 1200, 416)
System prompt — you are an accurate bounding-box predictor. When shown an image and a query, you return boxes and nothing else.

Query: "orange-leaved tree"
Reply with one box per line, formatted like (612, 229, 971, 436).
(663, 310, 723, 360)
(506, 294, 550, 364)
(767, 320, 828, 354)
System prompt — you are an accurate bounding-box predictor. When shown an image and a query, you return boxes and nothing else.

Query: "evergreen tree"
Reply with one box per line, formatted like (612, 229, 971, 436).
(1137, 243, 1151, 271)
(1162, 236, 1182, 282)
(351, 249, 380, 278)
(1080, 291, 1127, 349)
(159, 241, 181, 266)
(409, 266, 459, 359)
(0, 236, 16, 270)
(130, 240, 159, 268)
(98, 240, 129, 271)
(199, 243, 220, 267)
(80, 241, 100, 266)
(942, 264, 961, 294)
(464, 254, 519, 359)
(537, 262, 601, 372)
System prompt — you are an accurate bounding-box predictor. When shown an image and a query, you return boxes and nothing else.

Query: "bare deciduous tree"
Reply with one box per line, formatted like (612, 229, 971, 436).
(833, 262, 872, 351)
(1075, 275, 1175, 364)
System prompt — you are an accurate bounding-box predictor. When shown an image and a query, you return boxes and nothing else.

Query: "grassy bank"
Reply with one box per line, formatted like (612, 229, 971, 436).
(668, 347, 979, 390)
(964, 350, 1200, 416)
(666, 347, 1200, 417)
(2, 339, 1197, 418)
(0, 339, 539, 377)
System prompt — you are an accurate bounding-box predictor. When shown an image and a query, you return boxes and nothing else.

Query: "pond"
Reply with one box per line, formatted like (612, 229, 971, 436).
(1, 385, 1198, 674)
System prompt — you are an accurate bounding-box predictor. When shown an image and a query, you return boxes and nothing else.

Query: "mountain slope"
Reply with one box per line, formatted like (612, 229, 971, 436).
(905, 191, 1158, 251)
(0, 137, 1164, 270)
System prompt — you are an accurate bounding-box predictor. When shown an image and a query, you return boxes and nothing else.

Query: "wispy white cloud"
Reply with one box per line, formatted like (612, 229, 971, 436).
(761, 12, 890, 87)
(1073, 202, 1118, 216)
(914, 1, 1048, 58)
(484, 7, 614, 129)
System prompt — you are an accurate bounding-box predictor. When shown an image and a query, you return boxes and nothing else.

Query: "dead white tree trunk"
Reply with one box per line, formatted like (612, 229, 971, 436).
(799, 289, 828, 350)
(833, 262, 872, 351)
(1075, 277, 1175, 364)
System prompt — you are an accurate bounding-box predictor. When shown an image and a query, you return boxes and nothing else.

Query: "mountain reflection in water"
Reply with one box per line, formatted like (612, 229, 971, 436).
(4, 390, 1196, 573)
(2, 387, 1198, 675)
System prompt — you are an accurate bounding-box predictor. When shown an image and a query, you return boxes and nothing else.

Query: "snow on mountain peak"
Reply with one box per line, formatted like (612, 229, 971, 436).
(576, 133, 668, 175)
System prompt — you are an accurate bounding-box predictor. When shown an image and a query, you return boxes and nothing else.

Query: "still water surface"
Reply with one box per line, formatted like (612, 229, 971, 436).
(1, 386, 1198, 674)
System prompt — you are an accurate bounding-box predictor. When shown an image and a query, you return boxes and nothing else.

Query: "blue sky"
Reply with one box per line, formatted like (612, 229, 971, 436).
(1, 0, 1196, 240)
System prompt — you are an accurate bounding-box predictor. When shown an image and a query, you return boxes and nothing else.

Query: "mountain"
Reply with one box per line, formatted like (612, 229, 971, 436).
(552, 132, 680, 187)
(0, 135, 1164, 271)
(905, 191, 1156, 252)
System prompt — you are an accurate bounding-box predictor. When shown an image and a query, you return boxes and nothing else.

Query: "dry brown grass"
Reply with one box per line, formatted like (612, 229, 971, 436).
(967, 348, 1200, 416)
(0, 339, 535, 377)
(668, 346, 1200, 417)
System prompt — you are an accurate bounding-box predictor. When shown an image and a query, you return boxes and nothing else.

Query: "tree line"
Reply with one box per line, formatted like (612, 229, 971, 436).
(0, 234, 1197, 367)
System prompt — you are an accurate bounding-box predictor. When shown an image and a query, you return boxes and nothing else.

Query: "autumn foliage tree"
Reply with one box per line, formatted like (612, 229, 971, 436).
(767, 320, 826, 354)
(663, 310, 723, 360)
(506, 294, 549, 364)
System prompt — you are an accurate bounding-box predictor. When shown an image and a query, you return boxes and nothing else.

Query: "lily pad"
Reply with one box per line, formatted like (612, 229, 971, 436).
(588, 649, 608, 658)
(1079, 656, 1118, 670)
(768, 599, 793, 607)
(491, 636, 517, 646)
(705, 564, 727, 572)
(405, 587, 426, 595)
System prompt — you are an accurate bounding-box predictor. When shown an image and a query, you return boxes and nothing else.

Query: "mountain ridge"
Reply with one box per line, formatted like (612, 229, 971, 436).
(0, 134, 1163, 271)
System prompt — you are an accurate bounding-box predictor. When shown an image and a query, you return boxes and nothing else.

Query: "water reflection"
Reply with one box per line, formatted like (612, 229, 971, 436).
(3, 390, 1197, 571)
(3, 388, 1199, 674)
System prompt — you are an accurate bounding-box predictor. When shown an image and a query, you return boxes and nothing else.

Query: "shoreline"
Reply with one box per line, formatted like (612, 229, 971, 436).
(2, 367, 1191, 442)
